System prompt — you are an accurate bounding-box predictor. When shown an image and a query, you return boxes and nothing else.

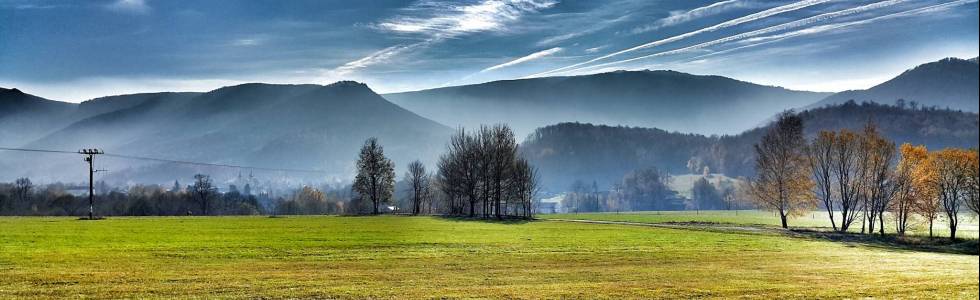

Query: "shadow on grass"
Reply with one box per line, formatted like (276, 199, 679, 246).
(550, 218, 978, 255)
(436, 215, 534, 225)
(329, 213, 535, 224)
(787, 229, 979, 255)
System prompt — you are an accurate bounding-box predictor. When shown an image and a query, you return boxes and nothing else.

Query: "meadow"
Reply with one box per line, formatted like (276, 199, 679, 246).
(1, 215, 977, 299)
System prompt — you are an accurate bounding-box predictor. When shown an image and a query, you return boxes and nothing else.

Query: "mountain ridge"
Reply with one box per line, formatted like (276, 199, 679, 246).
(384, 69, 831, 137)
(811, 57, 978, 111)
(1, 82, 453, 183)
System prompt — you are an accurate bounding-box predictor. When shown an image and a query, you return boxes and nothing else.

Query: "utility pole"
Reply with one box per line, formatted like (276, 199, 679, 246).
(79, 149, 104, 220)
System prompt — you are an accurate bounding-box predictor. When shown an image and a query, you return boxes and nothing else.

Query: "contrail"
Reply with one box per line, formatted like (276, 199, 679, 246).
(559, 0, 911, 75)
(523, 0, 834, 78)
(678, 0, 978, 64)
(482, 47, 564, 72)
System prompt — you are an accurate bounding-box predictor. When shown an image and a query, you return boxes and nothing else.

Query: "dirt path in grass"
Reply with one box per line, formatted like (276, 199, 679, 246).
(543, 218, 777, 235)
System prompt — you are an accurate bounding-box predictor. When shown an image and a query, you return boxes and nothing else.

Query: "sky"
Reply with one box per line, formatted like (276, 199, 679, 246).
(1, 0, 977, 102)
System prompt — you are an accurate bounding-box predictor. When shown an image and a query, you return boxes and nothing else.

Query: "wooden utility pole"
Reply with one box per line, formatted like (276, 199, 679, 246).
(79, 149, 104, 220)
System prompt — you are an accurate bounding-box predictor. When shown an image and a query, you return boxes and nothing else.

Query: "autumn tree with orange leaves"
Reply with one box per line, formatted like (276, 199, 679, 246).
(890, 144, 930, 236)
(750, 113, 814, 229)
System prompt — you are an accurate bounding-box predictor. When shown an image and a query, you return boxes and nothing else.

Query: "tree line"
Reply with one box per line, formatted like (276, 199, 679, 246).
(409, 125, 538, 219)
(327, 124, 542, 218)
(1, 125, 542, 219)
(749, 113, 979, 239)
(561, 167, 684, 213)
(0, 175, 265, 216)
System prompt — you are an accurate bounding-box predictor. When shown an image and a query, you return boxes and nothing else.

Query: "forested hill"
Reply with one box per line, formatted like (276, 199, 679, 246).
(812, 57, 979, 112)
(520, 124, 714, 191)
(385, 70, 828, 137)
(0, 82, 452, 183)
(522, 101, 979, 191)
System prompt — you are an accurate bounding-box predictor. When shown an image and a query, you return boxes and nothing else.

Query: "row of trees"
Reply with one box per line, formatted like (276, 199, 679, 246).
(347, 125, 540, 219)
(0, 174, 361, 216)
(0, 175, 264, 216)
(750, 113, 979, 239)
(562, 167, 686, 213)
(435, 125, 539, 219)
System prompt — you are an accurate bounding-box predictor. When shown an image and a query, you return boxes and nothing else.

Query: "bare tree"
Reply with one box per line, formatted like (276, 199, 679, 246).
(438, 129, 481, 217)
(857, 123, 896, 235)
(749, 113, 814, 228)
(436, 125, 537, 219)
(192, 174, 214, 215)
(807, 131, 837, 231)
(510, 157, 539, 218)
(489, 125, 516, 219)
(405, 160, 431, 215)
(931, 148, 972, 240)
(353, 137, 395, 215)
(832, 130, 863, 232)
(13, 177, 32, 210)
(966, 149, 979, 215)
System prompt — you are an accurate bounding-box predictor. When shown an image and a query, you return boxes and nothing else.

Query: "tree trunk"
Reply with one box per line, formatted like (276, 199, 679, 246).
(779, 211, 788, 229)
(928, 220, 934, 238)
(878, 213, 885, 235)
(825, 208, 837, 232)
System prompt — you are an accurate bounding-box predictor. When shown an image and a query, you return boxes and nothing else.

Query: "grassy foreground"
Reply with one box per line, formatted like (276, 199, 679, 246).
(1, 215, 977, 299)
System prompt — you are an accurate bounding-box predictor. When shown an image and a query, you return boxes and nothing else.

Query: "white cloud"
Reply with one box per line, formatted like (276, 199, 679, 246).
(482, 47, 563, 72)
(106, 0, 150, 14)
(330, 0, 558, 77)
(232, 38, 262, 47)
(526, 0, 833, 78)
(631, 0, 751, 34)
(585, 46, 605, 53)
(376, 0, 558, 39)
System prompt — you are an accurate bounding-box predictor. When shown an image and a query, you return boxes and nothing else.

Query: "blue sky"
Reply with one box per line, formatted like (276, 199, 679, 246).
(1, 0, 977, 102)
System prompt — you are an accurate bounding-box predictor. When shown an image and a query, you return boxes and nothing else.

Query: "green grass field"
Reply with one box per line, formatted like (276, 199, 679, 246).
(541, 210, 980, 238)
(1, 215, 977, 299)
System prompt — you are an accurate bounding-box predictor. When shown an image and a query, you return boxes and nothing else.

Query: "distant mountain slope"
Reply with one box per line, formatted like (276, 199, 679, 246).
(384, 70, 830, 137)
(0, 87, 77, 145)
(813, 57, 979, 112)
(522, 102, 978, 191)
(1, 88, 200, 146)
(1, 82, 452, 183)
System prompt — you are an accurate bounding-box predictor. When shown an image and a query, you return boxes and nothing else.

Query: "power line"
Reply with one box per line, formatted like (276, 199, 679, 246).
(0, 146, 328, 174)
(0, 146, 77, 154)
(102, 153, 327, 174)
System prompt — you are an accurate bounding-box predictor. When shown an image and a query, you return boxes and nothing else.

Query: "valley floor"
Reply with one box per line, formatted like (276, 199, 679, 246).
(1, 215, 977, 299)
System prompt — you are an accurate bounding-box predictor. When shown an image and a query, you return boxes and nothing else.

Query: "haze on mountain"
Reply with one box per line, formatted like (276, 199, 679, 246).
(523, 101, 979, 191)
(2, 56, 978, 190)
(812, 57, 979, 112)
(385, 70, 830, 137)
(0, 83, 450, 184)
